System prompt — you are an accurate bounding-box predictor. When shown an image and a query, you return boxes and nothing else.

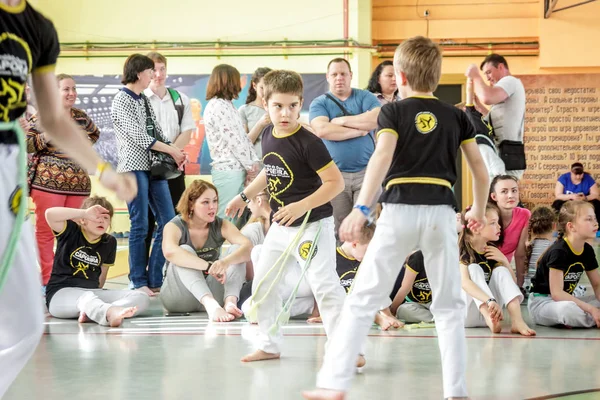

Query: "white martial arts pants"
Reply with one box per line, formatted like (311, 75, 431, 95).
(528, 294, 600, 328)
(49, 288, 150, 326)
(396, 301, 434, 323)
(463, 264, 523, 327)
(242, 244, 315, 319)
(479, 144, 506, 181)
(316, 204, 467, 398)
(0, 144, 44, 398)
(251, 217, 346, 354)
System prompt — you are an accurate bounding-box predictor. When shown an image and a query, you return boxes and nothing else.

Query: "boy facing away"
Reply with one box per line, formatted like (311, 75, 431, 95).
(302, 36, 489, 400)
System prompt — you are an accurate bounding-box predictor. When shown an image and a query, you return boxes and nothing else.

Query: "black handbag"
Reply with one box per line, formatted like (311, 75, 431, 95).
(499, 140, 527, 171)
(489, 112, 526, 171)
(142, 95, 181, 180)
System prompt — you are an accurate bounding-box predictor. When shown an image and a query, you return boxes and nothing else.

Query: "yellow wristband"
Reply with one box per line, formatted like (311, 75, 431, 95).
(96, 161, 110, 178)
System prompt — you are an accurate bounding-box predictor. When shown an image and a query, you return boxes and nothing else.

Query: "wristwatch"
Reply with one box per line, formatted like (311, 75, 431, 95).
(486, 298, 497, 306)
(240, 192, 250, 204)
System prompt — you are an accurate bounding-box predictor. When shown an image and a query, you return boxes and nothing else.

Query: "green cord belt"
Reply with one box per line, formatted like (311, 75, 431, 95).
(245, 211, 322, 335)
(0, 121, 27, 293)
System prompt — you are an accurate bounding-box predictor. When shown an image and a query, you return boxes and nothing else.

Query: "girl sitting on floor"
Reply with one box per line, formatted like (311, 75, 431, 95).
(458, 203, 536, 336)
(524, 206, 555, 293)
(528, 200, 600, 328)
(46, 197, 149, 327)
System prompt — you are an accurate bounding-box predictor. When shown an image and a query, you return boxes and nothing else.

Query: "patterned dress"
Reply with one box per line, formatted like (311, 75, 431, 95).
(26, 108, 100, 195)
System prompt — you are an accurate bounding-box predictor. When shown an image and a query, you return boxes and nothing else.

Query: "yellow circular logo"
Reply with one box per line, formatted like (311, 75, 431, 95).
(298, 240, 318, 261)
(415, 112, 438, 134)
(9, 186, 22, 216)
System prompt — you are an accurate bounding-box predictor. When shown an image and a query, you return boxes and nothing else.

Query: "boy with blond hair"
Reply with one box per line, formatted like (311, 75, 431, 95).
(303, 36, 489, 400)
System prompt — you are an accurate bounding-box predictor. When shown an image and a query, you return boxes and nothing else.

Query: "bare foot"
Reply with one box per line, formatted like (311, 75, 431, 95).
(484, 315, 502, 334)
(302, 389, 345, 400)
(356, 354, 366, 370)
(511, 320, 536, 336)
(106, 306, 138, 327)
(224, 302, 243, 318)
(375, 310, 404, 331)
(241, 349, 280, 362)
(210, 307, 235, 322)
(307, 316, 323, 324)
(136, 286, 156, 297)
(78, 311, 91, 323)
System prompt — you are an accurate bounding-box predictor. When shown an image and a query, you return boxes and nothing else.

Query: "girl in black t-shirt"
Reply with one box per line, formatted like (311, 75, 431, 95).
(459, 203, 536, 336)
(45, 197, 149, 327)
(528, 201, 600, 328)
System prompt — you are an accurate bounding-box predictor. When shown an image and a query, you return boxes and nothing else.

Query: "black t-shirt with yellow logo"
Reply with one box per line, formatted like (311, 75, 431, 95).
(46, 220, 117, 306)
(531, 239, 598, 295)
(0, 1, 60, 123)
(335, 247, 360, 293)
(376, 97, 476, 208)
(261, 124, 334, 227)
(470, 247, 494, 285)
(404, 251, 432, 304)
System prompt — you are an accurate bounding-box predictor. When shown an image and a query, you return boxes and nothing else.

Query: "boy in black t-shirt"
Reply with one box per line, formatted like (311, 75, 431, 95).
(528, 200, 600, 328)
(46, 197, 149, 327)
(0, 2, 136, 396)
(304, 36, 490, 400)
(389, 251, 434, 323)
(226, 70, 353, 364)
(307, 222, 403, 331)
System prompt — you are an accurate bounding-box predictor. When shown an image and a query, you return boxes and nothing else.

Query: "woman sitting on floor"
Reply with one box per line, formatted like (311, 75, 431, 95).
(160, 180, 252, 322)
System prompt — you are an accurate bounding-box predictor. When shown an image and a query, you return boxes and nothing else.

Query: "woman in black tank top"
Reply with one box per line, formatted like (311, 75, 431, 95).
(160, 180, 253, 322)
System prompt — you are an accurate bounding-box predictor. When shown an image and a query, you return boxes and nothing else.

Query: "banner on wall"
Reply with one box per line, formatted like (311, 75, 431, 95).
(520, 73, 600, 207)
(73, 73, 328, 175)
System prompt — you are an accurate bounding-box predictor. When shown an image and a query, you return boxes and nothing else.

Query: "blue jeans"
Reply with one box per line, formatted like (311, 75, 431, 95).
(127, 171, 175, 289)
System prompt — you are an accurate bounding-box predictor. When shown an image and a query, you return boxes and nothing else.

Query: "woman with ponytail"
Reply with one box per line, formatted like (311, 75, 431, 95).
(239, 67, 272, 158)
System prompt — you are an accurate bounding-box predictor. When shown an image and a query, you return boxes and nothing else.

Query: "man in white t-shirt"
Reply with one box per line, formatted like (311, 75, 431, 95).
(466, 54, 526, 180)
(144, 52, 196, 260)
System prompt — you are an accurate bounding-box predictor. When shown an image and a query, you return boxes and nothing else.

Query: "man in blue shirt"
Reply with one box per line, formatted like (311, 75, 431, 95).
(309, 58, 381, 233)
(552, 162, 600, 221)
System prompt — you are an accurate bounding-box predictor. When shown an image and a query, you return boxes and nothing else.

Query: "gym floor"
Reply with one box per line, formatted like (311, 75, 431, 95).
(5, 260, 600, 400)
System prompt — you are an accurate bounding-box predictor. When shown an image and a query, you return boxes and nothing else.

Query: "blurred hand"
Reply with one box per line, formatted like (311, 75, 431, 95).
(465, 206, 485, 233)
(99, 168, 137, 203)
(339, 208, 367, 242)
(258, 113, 271, 127)
(484, 246, 510, 267)
(273, 201, 308, 227)
(225, 195, 247, 220)
(465, 64, 480, 80)
(209, 260, 228, 284)
(83, 205, 110, 223)
(170, 146, 186, 166)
